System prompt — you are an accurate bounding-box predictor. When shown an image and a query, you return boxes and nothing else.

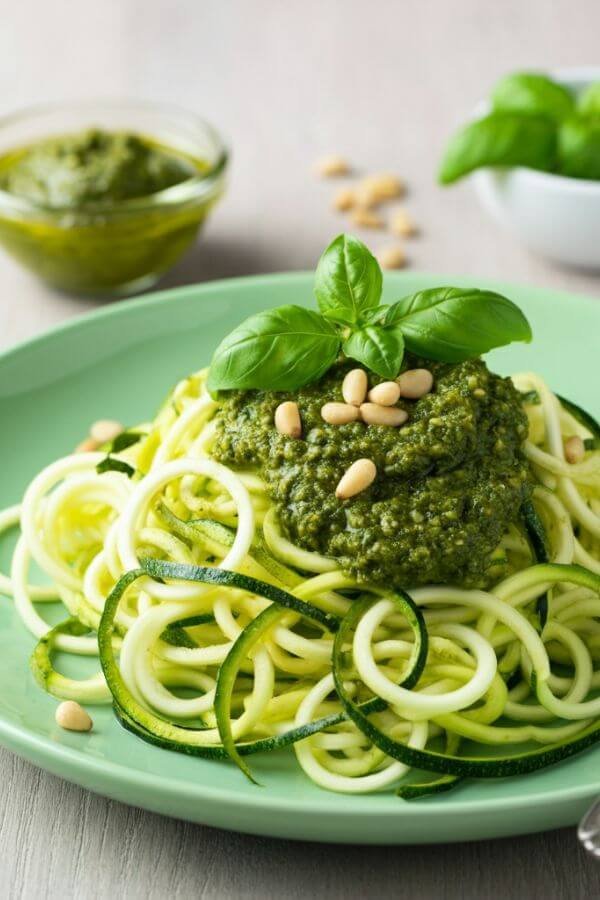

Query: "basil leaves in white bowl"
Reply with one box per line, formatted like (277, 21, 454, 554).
(439, 68, 600, 269)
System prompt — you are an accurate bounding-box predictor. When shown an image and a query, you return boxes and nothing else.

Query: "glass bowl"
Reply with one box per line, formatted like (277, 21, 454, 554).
(0, 100, 228, 296)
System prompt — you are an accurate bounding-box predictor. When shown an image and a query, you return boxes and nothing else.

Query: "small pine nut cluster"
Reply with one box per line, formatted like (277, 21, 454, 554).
(75, 418, 123, 453)
(313, 154, 418, 268)
(273, 366, 434, 499)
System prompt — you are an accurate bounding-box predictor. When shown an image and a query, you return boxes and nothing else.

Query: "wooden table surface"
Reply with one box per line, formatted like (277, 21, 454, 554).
(1, 1, 600, 896)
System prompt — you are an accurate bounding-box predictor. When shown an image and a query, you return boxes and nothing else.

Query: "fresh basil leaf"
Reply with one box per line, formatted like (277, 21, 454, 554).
(578, 82, 600, 116)
(558, 115, 600, 180)
(491, 72, 574, 123)
(207, 305, 340, 392)
(315, 234, 382, 324)
(109, 431, 144, 453)
(438, 112, 557, 184)
(386, 287, 532, 362)
(96, 457, 135, 477)
(320, 306, 357, 327)
(343, 324, 404, 379)
(362, 305, 390, 325)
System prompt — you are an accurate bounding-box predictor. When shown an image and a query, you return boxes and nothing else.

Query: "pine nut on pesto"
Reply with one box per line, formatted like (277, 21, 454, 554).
(274, 401, 302, 438)
(213, 356, 530, 589)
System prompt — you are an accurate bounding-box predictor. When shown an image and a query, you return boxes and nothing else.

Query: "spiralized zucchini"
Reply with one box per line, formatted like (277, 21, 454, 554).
(1, 367, 600, 797)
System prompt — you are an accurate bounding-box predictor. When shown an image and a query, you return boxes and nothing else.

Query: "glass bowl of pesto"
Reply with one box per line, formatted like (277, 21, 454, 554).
(441, 68, 600, 270)
(0, 100, 228, 295)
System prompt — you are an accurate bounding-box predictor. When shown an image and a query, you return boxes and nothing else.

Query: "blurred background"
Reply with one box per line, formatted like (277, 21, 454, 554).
(1, 0, 600, 348)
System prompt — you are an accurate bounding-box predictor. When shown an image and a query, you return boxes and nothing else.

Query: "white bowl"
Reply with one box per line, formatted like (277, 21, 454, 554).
(471, 67, 600, 269)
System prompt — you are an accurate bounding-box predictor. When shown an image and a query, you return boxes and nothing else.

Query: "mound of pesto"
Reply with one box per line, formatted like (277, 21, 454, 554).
(0, 128, 196, 207)
(213, 357, 530, 589)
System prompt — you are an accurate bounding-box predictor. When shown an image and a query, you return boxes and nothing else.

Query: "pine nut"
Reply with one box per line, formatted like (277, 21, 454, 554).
(377, 245, 406, 270)
(333, 187, 356, 211)
(360, 403, 408, 426)
(314, 154, 350, 177)
(342, 369, 368, 406)
(564, 435, 585, 464)
(397, 369, 434, 400)
(55, 701, 93, 732)
(335, 459, 377, 499)
(356, 173, 404, 207)
(90, 419, 123, 445)
(390, 209, 417, 237)
(274, 401, 302, 438)
(350, 208, 385, 229)
(368, 381, 401, 406)
(321, 402, 361, 425)
(75, 437, 99, 453)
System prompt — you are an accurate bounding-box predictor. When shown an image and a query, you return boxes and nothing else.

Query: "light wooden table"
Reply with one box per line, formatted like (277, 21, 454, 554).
(1, 1, 600, 896)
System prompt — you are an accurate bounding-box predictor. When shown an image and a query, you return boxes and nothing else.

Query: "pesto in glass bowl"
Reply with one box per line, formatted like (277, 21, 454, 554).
(0, 101, 228, 296)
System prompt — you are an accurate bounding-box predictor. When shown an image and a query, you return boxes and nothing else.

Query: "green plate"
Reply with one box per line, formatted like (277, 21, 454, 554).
(0, 273, 598, 844)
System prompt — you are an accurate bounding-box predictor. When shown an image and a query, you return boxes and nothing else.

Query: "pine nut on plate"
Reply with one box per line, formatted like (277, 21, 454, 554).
(75, 437, 99, 453)
(335, 458, 377, 499)
(564, 435, 585, 464)
(90, 419, 123, 445)
(55, 701, 93, 732)
(360, 403, 408, 426)
(397, 369, 434, 399)
(275, 401, 302, 438)
(342, 369, 368, 406)
(321, 402, 361, 425)
(368, 381, 401, 406)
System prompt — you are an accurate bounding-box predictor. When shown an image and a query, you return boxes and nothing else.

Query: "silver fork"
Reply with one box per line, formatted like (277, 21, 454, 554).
(579, 798, 600, 857)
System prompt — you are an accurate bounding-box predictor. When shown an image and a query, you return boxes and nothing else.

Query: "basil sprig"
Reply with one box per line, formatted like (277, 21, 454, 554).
(438, 112, 557, 185)
(207, 234, 532, 392)
(439, 70, 600, 184)
(207, 305, 340, 391)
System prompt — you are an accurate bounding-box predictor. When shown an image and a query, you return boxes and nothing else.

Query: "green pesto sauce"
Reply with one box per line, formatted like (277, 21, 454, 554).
(213, 356, 531, 589)
(0, 129, 219, 295)
(0, 129, 197, 208)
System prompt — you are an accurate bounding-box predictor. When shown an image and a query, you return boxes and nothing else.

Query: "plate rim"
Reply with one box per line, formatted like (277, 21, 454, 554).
(1, 270, 599, 839)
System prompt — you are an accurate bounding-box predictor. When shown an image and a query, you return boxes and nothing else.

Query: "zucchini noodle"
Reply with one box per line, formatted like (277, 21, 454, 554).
(1, 367, 599, 796)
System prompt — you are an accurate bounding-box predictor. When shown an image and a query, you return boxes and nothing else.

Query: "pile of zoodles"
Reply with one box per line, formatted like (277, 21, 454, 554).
(1, 367, 599, 797)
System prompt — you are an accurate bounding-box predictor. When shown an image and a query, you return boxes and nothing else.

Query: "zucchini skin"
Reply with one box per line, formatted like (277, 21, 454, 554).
(333, 565, 600, 779)
(520, 499, 550, 628)
(557, 394, 600, 447)
(99, 563, 345, 760)
(141, 557, 340, 633)
(99, 558, 600, 785)
(397, 774, 462, 800)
